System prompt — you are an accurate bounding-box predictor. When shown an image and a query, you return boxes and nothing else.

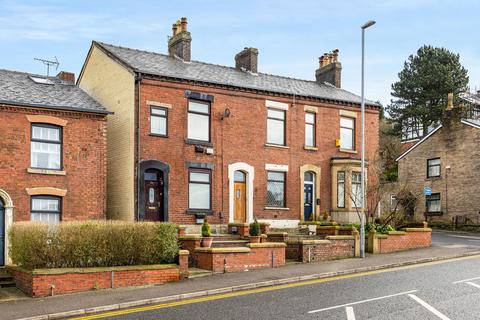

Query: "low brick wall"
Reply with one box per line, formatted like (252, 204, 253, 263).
(266, 232, 289, 243)
(8, 250, 189, 298)
(193, 243, 286, 273)
(287, 235, 359, 262)
(368, 228, 432, 254)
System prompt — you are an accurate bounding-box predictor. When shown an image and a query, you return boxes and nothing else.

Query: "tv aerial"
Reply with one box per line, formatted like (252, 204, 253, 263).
(34, 56, 60, 77)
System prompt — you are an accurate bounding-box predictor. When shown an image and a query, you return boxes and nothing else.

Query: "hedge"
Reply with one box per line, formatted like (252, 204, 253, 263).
(9, 221, 179, 270)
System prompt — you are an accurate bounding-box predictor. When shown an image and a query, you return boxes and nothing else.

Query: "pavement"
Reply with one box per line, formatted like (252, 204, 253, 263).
(1, 230, 480, 320)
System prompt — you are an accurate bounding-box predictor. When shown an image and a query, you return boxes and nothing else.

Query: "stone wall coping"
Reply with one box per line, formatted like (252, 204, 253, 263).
(246, 242, 287, 248)
(338, 226, 355, 230)
(402, 228, 432, 232)
(7, 264, 179, 275)
(259, 222, 271, 226)
(326, 235, 355, 240)
(299, 240, 332, 245)
(178, 250, 189, 255)
(316, 225, 340, 230)
(228, 223, 249, 227)
(178, 225, 187, 229)
(387, 231, 407, 235)
(267, 232, 289, 236)
(178, 235, 202, 240)
(194, 247, 251, 253)
(376, 234, 389, 239)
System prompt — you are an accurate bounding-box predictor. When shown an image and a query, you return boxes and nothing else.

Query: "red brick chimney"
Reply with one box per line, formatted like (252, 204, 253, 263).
(56, 71, 75, 84)
(235, 47, 259, 73)
(315, 49, 342, 88)
(168, 17, 192, 62)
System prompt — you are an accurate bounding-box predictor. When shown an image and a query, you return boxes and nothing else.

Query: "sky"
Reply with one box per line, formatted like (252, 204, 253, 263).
(0, 0, 479, 107)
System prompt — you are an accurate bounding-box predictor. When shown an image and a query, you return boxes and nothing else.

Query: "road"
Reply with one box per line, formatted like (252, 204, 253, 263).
(72, 232, 480, 320)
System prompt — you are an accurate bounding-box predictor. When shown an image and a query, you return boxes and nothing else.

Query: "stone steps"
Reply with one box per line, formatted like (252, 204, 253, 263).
(0, 271, 15, 288)
(188, 267, 213, 279)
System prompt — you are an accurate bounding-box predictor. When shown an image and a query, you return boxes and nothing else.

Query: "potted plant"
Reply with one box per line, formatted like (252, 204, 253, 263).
(249, 219, 261, 243)
(201, 220, 213, 248)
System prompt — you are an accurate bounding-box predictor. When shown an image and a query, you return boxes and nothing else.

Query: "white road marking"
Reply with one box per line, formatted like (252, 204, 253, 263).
(346, 306, 356, 320)
(408, 294, 451, 320)
(465, 281, 480, 289)
(308, 290, 417, 314)
(453, 276, 480, 284)
(445, 234, 480, 240)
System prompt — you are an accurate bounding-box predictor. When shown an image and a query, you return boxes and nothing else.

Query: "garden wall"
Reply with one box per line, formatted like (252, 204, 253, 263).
(193, 243, 285, 273)
(368, 228, 432, 254)
(287, 235, 359, 262)
(8, 250, 189, 298)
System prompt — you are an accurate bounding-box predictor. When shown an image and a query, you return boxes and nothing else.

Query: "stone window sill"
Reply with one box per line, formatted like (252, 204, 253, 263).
(264, 207, 290, 211)
(28, 168, 66, 176)
(185, 139, 213, 147)
(304, 146, 318, 151)
(265, 144, 290, 149)
(339, 148, 358, 154)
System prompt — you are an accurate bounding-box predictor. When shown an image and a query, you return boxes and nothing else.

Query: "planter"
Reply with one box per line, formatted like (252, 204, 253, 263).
(249, 235, 261, 243)
(201, 237, 213, 248)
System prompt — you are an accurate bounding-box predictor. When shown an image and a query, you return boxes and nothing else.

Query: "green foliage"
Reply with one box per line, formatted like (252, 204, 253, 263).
(350, 223, 395, 234)
(249, 219, 261, 236)
(9, 221, 179, 270)
(387, 45, 469, 134)
(201, 220, 211, 237)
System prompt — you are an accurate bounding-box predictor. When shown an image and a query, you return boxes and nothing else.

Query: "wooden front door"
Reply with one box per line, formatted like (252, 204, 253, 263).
(144, 170, 164, 221)
(233, 171, 247, 223)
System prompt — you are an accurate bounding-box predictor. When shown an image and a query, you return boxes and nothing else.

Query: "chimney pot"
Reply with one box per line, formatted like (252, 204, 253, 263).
(56, 71, 75, 84)
(168, 17, 192, 62)
(315, 49, 342, 88)
(235, 47, 259, 73)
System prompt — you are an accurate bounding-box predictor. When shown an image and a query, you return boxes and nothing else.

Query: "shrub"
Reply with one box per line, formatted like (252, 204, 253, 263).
(249, 219, 260, 236)
(350, 223, 395, 234)
(9, 221, 179, 270)
(201, 220, 211, 237)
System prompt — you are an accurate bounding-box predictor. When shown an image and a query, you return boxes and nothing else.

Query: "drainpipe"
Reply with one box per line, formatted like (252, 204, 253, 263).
(135, 73, 143, 221)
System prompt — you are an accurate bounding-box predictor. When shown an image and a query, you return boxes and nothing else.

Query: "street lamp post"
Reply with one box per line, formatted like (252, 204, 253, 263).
(360, 20, 376, 259)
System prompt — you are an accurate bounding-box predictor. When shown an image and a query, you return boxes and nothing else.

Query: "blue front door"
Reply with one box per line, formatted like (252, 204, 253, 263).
(0, 201, 4, 266)
(304, 183, 314, 221)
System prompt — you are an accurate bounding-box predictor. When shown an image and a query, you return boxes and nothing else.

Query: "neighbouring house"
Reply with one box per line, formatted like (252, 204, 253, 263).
(0, 69, 109, 265)
(78, 17, 380, 231)
(395, 93, 480, 223)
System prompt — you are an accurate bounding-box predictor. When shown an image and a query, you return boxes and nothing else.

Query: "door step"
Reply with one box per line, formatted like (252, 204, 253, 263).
(188, 268, 213, 279)
(0, 272, 15, 288)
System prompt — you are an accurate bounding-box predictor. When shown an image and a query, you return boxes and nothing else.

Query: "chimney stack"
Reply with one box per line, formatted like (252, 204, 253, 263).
(315, 49, 342, 88)
(168, 17, 191, 62)
(56, 71, 75, 84)
(235, 47, 259, 73)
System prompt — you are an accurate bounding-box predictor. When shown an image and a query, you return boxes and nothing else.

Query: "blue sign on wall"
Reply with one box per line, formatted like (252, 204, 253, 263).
(423, 186, 432, 196)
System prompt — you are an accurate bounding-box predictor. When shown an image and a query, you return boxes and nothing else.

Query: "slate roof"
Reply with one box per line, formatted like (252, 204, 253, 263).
(0, 69, 108, 114)
(94, 42, 381, 108)
(460, 91, 480, 105)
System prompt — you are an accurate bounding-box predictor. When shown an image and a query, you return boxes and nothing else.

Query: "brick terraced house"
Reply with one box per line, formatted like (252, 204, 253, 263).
(0, 69, 109, 265)
(396, 94, 480, 223)
(78, 18, 381, 231)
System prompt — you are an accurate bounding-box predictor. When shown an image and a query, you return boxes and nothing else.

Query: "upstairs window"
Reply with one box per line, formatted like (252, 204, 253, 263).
(340, 117, 355, 150)
(427, 158, 441, 178)
(31, 124, 62, 170)
(266, 171, 286, 207)
(150, 107, 168, 136)
(31, 196, 61, 224)
(267, 108, 286, 145)
(187, 100, 210, 142)
(305, 112, 316, 147)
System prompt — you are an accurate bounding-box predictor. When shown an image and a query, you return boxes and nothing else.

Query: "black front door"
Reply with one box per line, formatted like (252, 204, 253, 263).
(304, 183, 314, 221)
(0, 201, 5, 266)
(144, 170, 164, 221)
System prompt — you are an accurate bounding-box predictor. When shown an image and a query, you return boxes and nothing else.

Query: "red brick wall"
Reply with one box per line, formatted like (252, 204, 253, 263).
(377, 231, 431, 254)
(194, 247, 285, 273)
(138, 79, 380, 224)
(0, 105, 107, 221)
(300, 239, 355, 262)
(8, 265, 181, 297)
